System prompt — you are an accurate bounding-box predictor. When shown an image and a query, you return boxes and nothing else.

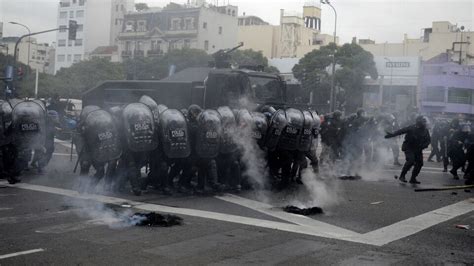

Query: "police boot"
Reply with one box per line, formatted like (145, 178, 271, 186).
(449, 169, 459, 180)
(398, 175, 407, 183)
(409, 176, 420, 184)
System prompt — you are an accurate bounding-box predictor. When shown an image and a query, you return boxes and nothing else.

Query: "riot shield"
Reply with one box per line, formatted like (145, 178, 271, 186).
(264, 109, 287, 151)
(278, 108, 304, 151)
(196, 109, 222, 159)
(0, 100, 13, 146)
(80, 105, 101, 124)
(83, 109, 122, 163)
(298, 111, 316, 152)
(251, 112, 268, 147)
(11, 100, 47, 150)
(217, 106, 237, 154)
(160, 109, 190, 159)
(122, 103, 158, 152)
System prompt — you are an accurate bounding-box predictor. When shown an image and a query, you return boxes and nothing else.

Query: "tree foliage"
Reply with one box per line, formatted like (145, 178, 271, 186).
(230, 49, 279, 73)
(292, 43, 378, 113)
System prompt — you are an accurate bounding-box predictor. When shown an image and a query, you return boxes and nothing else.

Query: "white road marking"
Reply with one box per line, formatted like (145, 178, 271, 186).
(1, 181, 472, 247)
(0, 208, 12, 211)
(216, 194, 358, 238)
(383, 169, 446, 175)
(361, 199, 474, 246)
(0, 249, 45, 260)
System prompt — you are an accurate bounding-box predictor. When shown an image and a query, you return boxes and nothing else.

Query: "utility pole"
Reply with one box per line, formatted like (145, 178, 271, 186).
(321, 0, 337, 112)
(9, 22, 31, 71)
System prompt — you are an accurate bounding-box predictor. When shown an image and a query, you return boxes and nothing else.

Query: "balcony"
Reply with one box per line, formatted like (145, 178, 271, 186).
(118, 31, 148, 40)
(135, 50, 144, 57)
(121, 50, 132, 57)
(147, 49, 163, 57)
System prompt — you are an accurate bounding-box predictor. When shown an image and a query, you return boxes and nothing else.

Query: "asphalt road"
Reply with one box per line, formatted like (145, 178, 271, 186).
(0, 140, 473, 265)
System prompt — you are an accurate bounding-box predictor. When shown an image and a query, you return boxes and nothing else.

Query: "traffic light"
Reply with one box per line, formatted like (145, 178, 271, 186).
(5, 65, 14, 81)
(68, 20, 78, 41)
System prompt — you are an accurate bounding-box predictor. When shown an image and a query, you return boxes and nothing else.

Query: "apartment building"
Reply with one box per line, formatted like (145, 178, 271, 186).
(117, 2, 238, 61)
(54, 0, 134, 73)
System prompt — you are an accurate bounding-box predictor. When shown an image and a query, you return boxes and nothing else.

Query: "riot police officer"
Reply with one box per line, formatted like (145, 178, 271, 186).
(385, 116, 431, 184)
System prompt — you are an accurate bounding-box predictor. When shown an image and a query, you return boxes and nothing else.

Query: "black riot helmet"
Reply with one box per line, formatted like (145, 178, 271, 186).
(188, 104, 203, 122)
(333, 110, 342, 121)
(415, 115, 428, 129)
(451, 118, 460, 130)
(356, 108, 366, 118)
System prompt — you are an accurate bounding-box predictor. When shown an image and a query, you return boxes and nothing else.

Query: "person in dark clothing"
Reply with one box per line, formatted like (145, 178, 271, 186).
(385, 116, 431, 184)
(448, 123, 470, 179)
(428, 120, 443, 162)
(464, 132, 474, 185)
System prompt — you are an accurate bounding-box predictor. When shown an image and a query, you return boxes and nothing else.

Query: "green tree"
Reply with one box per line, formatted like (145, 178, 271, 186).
(230, 49, 279, 73)
(135, 3, 149, 11)
(54, 57, 125, 98)
(292, 43, 377, 112)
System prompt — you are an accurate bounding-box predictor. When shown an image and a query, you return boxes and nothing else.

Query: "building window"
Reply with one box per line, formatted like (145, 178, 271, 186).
(171, 19, 180, 30)
(68, 40, 72, 46)
(232, 10, 236, 16)
(59, 25, 67, 32)
(73, 0, 77, 4)
(79, 0, 85, 6)
(184, 39, 190, 48)
(67, 54, 72, 62)
(76, 10, 84, 17)
(116, 4, 119, 11)
(73, 54, 81, 63)
(184, 18, 194, 30)
(424, 86, 445, 102)
(59, 11, 67, 19)
(125, 41, 131, 52)
(204, 40, 209, 51)
(218, 26, 222, 35)
(203, 22, 207, 29)
(69, 11, 74, 18)
(137, 21, 146, 32)
(75, 39, 83, 46)
(121, 5, 124, 11)
(57, 54, 65, 62)
(77, 24, 83, 32)
(448, 88, 471, 104)
(58, 39, 66, 47)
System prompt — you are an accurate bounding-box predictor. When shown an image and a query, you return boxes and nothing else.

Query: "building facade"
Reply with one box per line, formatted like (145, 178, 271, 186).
(116, 2, 238, 61)
(0, 22, 3, 39)
(1, 36, 53, 73)
(237, 2, 337, 59)
(420, 53, 474, 118)
(360, 21, 474, 65)
(363, 56, 421, 119)
(54, 0, 134, 73)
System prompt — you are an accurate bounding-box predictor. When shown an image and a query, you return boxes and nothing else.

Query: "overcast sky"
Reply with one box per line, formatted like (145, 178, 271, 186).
(0, 0, 472, 45)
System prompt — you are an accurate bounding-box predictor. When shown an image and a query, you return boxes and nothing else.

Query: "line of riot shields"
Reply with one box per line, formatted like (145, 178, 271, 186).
(0, 99, 58, 183)
(74, 95, 323, 195)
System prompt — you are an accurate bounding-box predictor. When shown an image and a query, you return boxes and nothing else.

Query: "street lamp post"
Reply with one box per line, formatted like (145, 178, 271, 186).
(9, 22, 31, 70)
(384, 57, 394, 112)
(321, 0, 337, 112)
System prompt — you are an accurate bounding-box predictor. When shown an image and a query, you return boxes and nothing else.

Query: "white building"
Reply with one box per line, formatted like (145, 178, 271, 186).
(363, 56, 421, 119)
(0, 22, 3, 38)
(54, 0, 134, 73)
(1, 36, 53, 73)
(117, 2, 238, 61)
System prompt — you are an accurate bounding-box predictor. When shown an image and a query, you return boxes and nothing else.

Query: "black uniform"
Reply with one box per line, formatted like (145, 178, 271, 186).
(385, 116, 430, 184)
(428, 121, 443, 162)
(448, 128, 468, 179)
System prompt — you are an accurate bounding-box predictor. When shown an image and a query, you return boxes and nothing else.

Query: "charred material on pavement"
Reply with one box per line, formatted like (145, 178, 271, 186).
(338, 175, 362, 180)
(129, 212, 183, 227)
(283, 205, 324, 216)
